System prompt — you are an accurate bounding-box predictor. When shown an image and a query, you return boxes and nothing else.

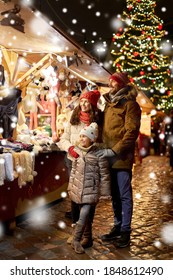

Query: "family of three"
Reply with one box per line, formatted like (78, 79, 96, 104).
(58, 71, 141, 254)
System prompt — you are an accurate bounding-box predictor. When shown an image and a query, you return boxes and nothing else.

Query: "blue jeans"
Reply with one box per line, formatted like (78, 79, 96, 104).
(110, 169, 132, 232)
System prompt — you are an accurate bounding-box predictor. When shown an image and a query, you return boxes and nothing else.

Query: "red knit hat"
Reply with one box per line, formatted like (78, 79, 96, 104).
(109, 72, 129, 87)
(80, 90, 100, 107)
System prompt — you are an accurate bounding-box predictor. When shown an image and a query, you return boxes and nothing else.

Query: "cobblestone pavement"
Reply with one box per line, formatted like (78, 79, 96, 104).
(0, 155, 173, 260)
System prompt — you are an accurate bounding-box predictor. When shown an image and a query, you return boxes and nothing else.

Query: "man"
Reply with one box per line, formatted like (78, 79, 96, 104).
(97, 72, 141, 248)
(164, 109, 173, 174)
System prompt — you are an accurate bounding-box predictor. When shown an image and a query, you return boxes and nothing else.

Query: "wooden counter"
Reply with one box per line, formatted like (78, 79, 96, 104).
(0, 151, 69, 233)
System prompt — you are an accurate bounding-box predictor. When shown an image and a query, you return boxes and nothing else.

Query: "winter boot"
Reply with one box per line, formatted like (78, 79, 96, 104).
(101, 225, 121, 241)
(81, 222, 93, 248)
(71, 223, 85, 254)
(67, 223, 76, 245)
(115, 231, 130, 248)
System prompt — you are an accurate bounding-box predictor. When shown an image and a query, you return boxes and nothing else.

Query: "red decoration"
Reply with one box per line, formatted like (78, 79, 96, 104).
(116, 33, 120, 36)
(128, 5, 133, 11)
(129, 77, 134, 83)
(167, 91, 171, 96)
(142, 79, 146, 84)
(158, 24, 163, 30)
(112, 38, 115, 42)
(152, 65, 157, 70)
(150, 55, 154, 59)
(141, 31, 145, 35)
(140, 71, 145, 76)
(133, 52, 139, 57)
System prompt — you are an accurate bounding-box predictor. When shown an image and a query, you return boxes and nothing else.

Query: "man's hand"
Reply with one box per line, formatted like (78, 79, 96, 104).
(96, 148, 116, 158)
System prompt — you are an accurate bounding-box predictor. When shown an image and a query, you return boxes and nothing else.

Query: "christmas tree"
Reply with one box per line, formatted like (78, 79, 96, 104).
(111, 0, 171, 109)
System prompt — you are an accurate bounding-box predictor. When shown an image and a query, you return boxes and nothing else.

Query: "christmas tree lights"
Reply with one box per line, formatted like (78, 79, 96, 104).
(111, 0, 172, 110)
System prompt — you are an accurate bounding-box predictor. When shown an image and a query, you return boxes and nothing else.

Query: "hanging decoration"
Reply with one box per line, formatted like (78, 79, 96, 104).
(0, 4, 25, 33)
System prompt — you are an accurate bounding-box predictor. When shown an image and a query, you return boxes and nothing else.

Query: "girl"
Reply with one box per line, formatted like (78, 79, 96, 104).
(68, 123, 111, 254)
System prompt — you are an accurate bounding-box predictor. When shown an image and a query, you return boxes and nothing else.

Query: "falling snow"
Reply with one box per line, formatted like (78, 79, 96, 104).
(160, 223, 173, 245)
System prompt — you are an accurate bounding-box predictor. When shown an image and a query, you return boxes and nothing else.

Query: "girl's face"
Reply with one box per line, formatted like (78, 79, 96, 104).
(79, 134, 92, 148)
(80, 98, 91, 112)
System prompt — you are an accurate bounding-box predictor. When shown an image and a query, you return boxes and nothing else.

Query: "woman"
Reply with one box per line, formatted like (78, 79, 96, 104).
(58, 89, 103, 247)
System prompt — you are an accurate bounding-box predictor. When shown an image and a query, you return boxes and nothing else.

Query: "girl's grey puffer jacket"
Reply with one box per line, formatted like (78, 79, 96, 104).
(68, 145, 111, 205)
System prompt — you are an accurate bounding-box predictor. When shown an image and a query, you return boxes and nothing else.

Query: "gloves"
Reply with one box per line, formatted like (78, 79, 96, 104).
(68, 146, 79, 159)
(96, 148, 116, 158)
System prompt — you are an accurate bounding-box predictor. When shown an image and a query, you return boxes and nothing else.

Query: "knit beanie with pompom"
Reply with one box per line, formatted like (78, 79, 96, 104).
(80, 90, 100, 107)
(80, 122, 98, 142)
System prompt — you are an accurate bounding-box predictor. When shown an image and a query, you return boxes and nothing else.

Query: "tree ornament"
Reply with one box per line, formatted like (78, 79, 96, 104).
(140, 70, 145, 76)
(133, 52, 139, 57)
(158, 24, 163, 30)
(128, 5, 133, 11)
(142, 79, 146, 84)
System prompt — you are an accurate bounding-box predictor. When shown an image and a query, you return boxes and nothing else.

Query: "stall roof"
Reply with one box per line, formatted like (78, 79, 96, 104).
(0, 0, 155, 112)
(0, 0, 110, 87)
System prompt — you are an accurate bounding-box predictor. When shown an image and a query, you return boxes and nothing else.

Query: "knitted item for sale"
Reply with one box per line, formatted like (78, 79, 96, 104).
(13, 151, 36, 186)
(23, 151, 34, 183)
(13, 152, 20, 179)
(4, 153, 14, 181)
(0, 154, 5, 186)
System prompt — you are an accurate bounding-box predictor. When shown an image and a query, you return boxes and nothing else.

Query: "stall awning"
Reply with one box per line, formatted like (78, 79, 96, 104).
(0, 1, 110, 89)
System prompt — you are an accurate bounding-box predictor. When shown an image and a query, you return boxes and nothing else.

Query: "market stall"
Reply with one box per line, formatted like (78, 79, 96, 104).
(0, 1, 155, 232)
(0, 0, 111, 232)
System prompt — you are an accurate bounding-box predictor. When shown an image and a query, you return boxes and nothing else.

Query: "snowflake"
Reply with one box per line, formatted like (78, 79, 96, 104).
(160, 223, 173, 245)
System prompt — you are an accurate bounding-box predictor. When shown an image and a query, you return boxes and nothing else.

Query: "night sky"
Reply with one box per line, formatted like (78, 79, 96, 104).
(32, 0, 173, 63)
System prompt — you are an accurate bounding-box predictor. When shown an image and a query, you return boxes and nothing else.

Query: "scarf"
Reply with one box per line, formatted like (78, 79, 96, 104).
(78, 143, 94, 156)
(109, 86, 129, 103)
(79, 111, 90, 125)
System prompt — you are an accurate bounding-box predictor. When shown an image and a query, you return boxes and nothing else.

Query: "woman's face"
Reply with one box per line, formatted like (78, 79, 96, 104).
(80, 98, 91, 112)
